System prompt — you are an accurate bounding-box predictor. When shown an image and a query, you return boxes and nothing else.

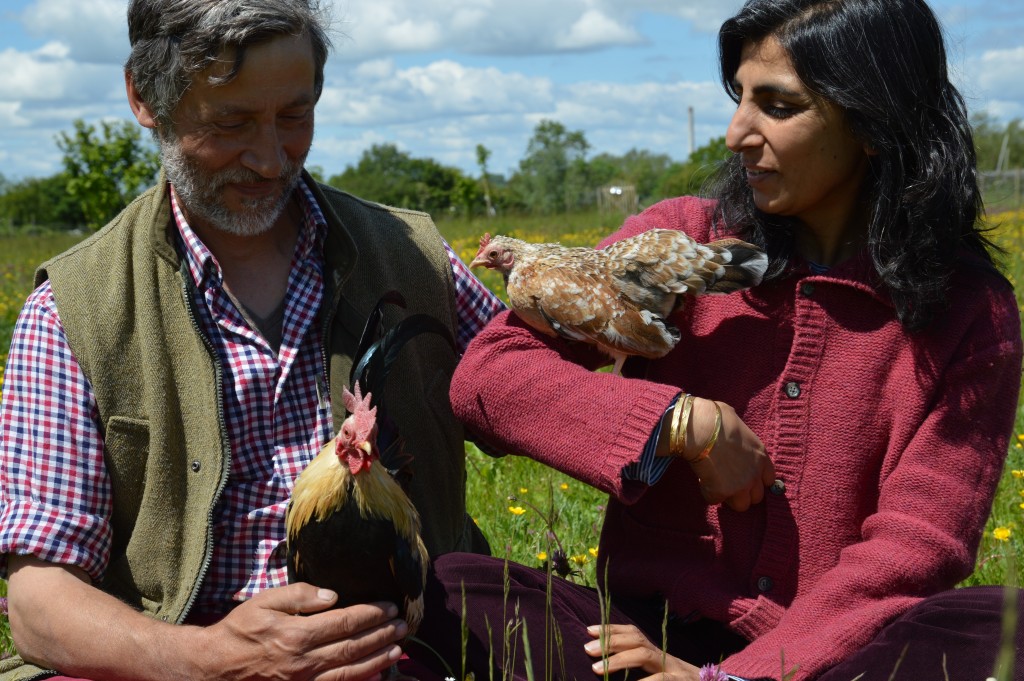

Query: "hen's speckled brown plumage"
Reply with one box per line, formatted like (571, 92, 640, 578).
(470, 229, 767, 374)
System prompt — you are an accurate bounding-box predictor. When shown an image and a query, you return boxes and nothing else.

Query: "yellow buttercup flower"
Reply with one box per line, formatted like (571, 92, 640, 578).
(519, 487, 528, 494)
(508, 506, 526, 516)
(571, 553, 589, 565)
(1012, 470, 1024, 479)
(560, 483, 569, 491)
(993, 527, 1012, 541)
(588, 547, 598, 558)
(537, 551, 548, 561)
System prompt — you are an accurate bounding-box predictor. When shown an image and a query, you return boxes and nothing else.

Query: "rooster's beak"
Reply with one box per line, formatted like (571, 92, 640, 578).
(358, 441, 372, 456)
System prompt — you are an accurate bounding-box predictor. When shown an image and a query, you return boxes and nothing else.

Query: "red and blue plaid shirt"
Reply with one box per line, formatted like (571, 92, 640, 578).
(0, 178, 504, 615)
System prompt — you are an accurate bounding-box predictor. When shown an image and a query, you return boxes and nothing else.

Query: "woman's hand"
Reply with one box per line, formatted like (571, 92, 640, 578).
(583, 624, 700, 681)
(660, 397, 775, 511)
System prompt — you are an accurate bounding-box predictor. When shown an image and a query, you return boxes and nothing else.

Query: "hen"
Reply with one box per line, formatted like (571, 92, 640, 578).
(470, 229, 768, 374)
(284, 292, 455, 659)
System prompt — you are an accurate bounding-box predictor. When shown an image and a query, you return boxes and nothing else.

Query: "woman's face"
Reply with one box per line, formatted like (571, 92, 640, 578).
(725, 36, 871, 237)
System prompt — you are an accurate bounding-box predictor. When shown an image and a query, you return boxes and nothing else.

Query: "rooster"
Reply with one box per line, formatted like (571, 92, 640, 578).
(470, 229, 768, 374)
(284, 292, 455, 657)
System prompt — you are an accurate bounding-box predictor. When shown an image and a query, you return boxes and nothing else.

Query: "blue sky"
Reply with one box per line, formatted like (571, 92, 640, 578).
(0, 0, 1022, 183)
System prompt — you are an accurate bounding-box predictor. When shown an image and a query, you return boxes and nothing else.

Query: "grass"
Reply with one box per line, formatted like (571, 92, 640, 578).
(1, 207, 1024, 662)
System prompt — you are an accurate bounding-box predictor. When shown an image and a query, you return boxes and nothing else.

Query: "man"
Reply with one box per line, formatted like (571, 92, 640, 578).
(0, 1, 503, 678)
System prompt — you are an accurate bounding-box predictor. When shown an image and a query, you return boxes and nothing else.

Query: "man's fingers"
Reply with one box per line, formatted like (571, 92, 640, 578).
(252, 581, 340, 615)
(314, 637, 404, 681)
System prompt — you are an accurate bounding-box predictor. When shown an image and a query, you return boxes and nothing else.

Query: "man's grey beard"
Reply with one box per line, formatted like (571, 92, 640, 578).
(160, 135, 307, 237)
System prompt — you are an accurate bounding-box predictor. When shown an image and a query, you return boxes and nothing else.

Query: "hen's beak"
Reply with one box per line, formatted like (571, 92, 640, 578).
(469, 253, 488, 269)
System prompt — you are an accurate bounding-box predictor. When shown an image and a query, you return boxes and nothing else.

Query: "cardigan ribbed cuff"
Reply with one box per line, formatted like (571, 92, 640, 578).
(602, 382, 681, 504)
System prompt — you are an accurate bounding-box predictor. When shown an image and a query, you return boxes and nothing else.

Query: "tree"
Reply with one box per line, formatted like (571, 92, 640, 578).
(587, 148, 674, 205)
(972, 112, 1023, 171)
(0, 172, 84, 230)
(327, 143, 479, 216)
(57, 119, 160, 230)
(511, 120, 592, 214)
(654, 136, 731, 201)
(476, 144, 495, 217)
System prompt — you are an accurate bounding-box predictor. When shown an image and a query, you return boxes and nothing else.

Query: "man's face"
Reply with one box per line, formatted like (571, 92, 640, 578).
(160, 32, 317, 237)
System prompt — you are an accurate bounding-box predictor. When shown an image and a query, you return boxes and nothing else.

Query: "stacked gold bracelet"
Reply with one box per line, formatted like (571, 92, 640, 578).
(668, 394, 721, 464)
(668, 393, 694, 458)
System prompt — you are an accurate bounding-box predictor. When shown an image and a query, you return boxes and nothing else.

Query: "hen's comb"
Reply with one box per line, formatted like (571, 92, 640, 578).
(479, 233, 492, 249)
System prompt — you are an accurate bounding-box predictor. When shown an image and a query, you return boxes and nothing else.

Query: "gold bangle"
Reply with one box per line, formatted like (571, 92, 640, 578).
(669, 394, 694, 457)
(668, 393, 686, 454)
(687, 401, 721, 464)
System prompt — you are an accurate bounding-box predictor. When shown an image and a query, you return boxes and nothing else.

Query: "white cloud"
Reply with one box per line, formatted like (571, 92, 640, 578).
(21, 0, 127, 64)
(310, 60, 730, 180)
(0, 45, 122, 102)
(318, 60, 553, 127)
(329, 0, 675, 58)
(631, 0, 741, 33)
(974, 45, 1024, 101)
(0, 102, 30, 129)
(555, 10, 643, 51)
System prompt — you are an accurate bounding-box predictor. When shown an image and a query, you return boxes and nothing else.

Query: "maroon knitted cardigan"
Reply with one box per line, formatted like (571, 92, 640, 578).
(449, 196, 1023, 680)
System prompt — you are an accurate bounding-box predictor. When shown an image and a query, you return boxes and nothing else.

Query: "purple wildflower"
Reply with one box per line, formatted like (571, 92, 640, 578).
(0, 597, 7, 616)
(699, 663, 729, 681)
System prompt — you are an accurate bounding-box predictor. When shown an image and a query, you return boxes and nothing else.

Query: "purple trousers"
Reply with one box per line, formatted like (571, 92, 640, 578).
(407, 552, 1024, 681)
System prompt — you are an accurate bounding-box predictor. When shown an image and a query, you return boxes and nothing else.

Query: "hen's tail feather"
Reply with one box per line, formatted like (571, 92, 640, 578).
(703, 238, 769, 294)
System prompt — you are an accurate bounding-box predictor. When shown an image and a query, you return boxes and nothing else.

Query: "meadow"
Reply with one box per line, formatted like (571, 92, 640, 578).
(0, 208, 1023, 663)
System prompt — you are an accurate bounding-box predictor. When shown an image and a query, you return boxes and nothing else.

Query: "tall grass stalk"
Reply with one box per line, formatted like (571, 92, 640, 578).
(992, 547, 1018, 681)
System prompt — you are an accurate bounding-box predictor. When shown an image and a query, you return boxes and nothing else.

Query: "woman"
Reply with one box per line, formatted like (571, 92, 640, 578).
(414, 1, 1024, 679)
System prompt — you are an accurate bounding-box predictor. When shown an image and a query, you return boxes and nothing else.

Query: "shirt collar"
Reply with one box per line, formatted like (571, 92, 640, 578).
(170, 175, 328, 290)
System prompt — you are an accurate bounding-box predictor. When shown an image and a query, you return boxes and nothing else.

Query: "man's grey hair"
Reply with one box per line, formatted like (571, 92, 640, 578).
(125, 0, 332, 128)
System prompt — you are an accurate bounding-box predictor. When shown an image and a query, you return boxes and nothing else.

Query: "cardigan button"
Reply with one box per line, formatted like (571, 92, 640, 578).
(757, 576, 774, 593)
(191, 460, 202, 473)
(800, 282, 816, 297)
(769, 479, 786, 496)
(784, 381, 801, 399)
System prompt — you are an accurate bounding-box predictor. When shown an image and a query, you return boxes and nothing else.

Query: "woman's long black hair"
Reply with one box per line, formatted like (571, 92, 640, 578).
(711, 0, 995, 331)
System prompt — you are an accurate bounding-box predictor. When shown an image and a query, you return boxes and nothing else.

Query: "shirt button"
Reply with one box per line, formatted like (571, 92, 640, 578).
(770, 479, 786, 496)
(784, 381, 801, 398)
(191, 460, 202, 473)
(757, 576, 774, 593)
(800, 282, 815, 297)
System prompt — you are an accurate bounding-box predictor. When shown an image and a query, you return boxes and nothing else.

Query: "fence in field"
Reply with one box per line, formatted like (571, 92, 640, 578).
(982, 169, 1024, 213)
